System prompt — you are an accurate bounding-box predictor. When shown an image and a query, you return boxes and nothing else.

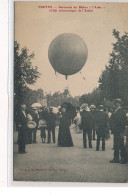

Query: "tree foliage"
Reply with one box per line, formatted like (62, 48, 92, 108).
(99, 29, 128, 106)
(44, 89, 79, 107)
(14, 41, 40, 107)
(79, 88, 102, 106)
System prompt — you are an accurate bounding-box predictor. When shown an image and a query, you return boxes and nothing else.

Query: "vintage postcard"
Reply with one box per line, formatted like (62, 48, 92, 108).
(12, 0, 128, 184)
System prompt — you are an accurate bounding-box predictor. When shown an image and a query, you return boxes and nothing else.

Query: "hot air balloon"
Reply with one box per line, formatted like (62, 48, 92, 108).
(48, 33, 88, 79)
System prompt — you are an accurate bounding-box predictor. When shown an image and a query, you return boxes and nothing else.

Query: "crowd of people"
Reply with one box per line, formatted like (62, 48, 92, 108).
(15, 98, 128, 164)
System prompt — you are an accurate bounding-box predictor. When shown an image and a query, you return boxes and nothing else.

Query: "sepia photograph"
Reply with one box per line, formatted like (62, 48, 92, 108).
(13, 1, 128, 183)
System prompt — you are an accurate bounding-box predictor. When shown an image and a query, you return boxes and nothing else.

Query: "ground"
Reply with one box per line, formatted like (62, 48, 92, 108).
(13, 125, 128, 183)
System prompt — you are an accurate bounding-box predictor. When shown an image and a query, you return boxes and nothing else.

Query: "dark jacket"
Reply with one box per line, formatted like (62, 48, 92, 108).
(96, 110, 108, 131)
(16, 110, 27, 143)
(110, 108, 127, 134)
(80, 110, 91, 131)
(90, 110, 97, 129)
(17, 110, 27, 128)
(47, 112, 56, 128)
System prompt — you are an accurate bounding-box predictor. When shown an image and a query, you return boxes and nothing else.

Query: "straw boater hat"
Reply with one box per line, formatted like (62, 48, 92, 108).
(115, 98, 122, 104)
(90, 104, 96, 109)
(31, 107, 38, 110)
(99, 105, 104, 110)
(38, 119, 47, 128)
(81, 103, 88, 110)
(27, 121, 37, 129)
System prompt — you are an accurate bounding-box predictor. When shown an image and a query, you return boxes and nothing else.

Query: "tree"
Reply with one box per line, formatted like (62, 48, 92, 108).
(14, 41, 40, 109)
(79, 88, 102, 106)
(99, 65, 120, 100)
(44, 89, 80, 108)
(99, 29, 128, 106)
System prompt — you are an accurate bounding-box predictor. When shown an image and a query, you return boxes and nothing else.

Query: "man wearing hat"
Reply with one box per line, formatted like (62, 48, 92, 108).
(96, 105, 108, 151)
(47, 107, 56, 143)
(80, 103, 92, 148)
(110, 98, 127, 163)
(90, 104, 97, 140)
(17, 103, 27, 153)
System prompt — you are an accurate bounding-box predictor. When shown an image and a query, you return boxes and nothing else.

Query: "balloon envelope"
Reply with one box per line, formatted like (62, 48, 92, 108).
(48, 33, 88, 76)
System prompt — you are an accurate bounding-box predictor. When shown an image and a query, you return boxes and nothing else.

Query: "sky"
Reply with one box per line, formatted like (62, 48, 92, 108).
(15, 1, 128, 96)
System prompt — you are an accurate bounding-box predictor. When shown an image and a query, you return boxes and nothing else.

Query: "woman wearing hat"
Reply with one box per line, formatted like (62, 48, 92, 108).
(58, 104, 73, 147)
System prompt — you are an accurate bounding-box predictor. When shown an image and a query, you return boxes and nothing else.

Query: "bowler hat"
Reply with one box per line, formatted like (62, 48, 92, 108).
(99, 105, 104, 109)
(90, 104, 96, 109)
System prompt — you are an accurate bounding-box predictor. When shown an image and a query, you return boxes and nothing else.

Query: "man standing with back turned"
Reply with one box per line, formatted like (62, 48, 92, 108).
(80, 103, 92, 148)
(47, 107, 56, 143)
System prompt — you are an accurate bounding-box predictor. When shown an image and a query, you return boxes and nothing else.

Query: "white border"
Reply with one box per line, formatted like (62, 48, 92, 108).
(8, 0, 14, 187)
(0, 0, 8, 188)
(8, 0, 128, 189)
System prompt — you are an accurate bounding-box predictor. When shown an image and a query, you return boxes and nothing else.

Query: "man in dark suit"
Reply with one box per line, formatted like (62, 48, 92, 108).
(110, 99, 127, 163)
(47, 107, 56, 143)
(80, 104, 92, 148)
(96, 105, 108, 151)
(17, 104, 27, 153)
(90, 104, 97, 140)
